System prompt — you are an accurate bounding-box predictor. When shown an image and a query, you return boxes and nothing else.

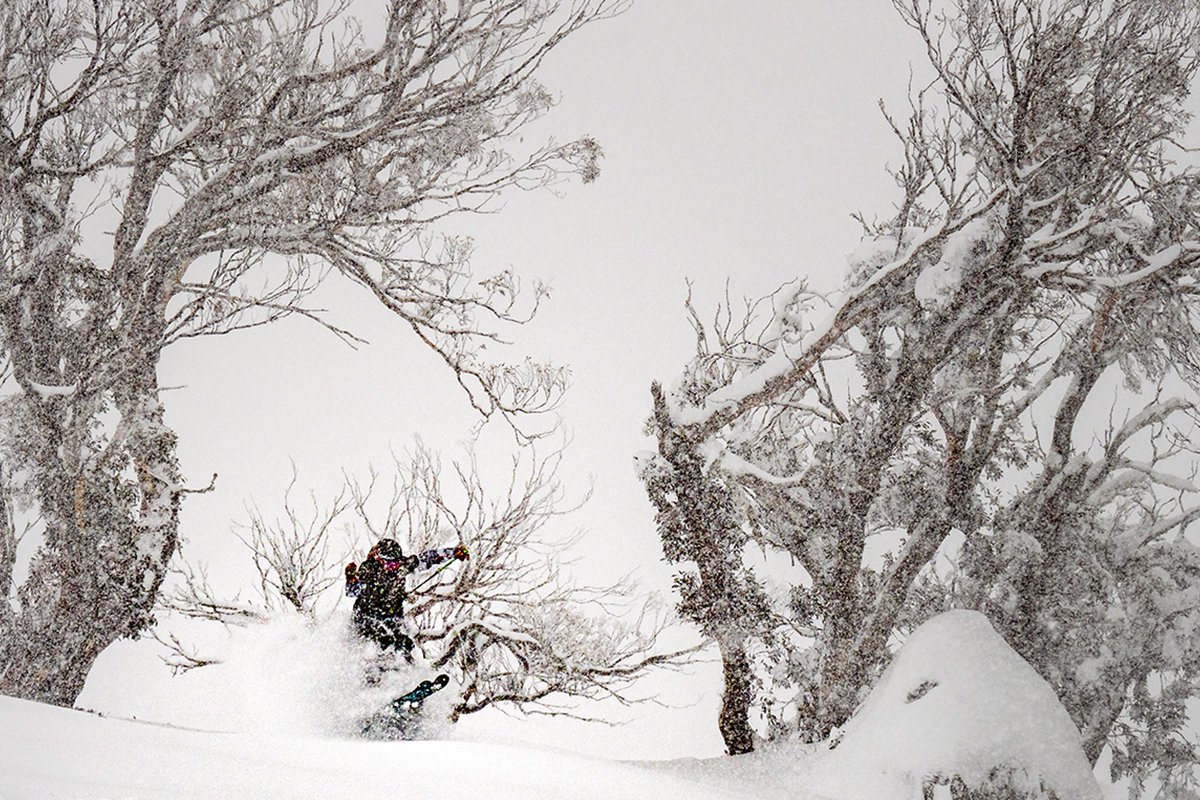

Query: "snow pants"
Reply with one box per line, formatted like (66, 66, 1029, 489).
(353, 610, 415, 658)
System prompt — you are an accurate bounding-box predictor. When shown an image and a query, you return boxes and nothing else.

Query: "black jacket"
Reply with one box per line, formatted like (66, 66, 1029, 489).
(348, 548, 454, 619)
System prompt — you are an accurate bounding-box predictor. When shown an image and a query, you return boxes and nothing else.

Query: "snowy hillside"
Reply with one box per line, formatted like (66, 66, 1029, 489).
(1, 611, 1111, 800)
(0, 695, 747, 800)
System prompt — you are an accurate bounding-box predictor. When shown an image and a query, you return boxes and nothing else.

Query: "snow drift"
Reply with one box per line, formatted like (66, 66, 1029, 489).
(803, 609, 1102, 800)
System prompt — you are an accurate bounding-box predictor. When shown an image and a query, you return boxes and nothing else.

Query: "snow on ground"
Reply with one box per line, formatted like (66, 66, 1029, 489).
(0, 695, 785, 800)
(4, 612, 766, 800)
(3, 610, 1114, 799)
(801, 610, 1102, 800)
(72, 609, 728, 761)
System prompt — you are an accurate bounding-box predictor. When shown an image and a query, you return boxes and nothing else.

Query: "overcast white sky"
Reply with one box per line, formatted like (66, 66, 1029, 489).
(82, 1, 941, 757)
(158, 1, 923, 581)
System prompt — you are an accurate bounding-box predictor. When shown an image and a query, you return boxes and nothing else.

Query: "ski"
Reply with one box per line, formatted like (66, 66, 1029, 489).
(359, 674, 451, 739)
(390, 673, 450, 713)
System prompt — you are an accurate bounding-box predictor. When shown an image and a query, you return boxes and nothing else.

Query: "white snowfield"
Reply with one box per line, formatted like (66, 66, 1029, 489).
(0, 610, 1105, 799)
(0, 696, 759, 800)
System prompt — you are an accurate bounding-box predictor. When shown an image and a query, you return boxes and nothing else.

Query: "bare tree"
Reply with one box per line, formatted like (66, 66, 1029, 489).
(643, 0, 1200, 785)
(167, 439, 700, 721)
(237, 468, 353, 616)
(0, 0, 622, 706)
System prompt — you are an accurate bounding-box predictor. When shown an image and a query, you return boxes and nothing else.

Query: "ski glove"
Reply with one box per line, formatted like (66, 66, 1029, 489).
(453, 545, 469, 561)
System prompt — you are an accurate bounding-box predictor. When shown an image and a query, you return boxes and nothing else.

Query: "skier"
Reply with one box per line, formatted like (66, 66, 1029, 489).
(345, 538, 468, 736)
(344, 537, 469, 660)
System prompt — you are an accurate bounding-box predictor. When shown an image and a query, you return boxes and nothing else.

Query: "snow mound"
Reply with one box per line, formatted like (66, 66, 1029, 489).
(803, 610, 1102, 800)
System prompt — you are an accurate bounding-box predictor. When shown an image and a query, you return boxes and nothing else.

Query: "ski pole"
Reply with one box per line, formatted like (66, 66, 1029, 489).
(411, 558, 458, 593)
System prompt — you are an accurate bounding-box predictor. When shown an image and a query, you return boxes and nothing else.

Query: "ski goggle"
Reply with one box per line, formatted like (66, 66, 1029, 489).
(380, 557, 405, 572)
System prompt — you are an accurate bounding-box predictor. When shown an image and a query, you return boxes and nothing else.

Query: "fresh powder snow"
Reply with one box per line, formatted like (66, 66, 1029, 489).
(0, 695, 756, 800)
(801, 610, 1102, 800)
(2, 609, 1115, 799)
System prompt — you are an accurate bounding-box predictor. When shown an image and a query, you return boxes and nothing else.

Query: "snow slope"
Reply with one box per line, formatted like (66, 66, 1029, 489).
(0, 695, 766, 800)
(802, 610, 1102, 800)
(2, 611, 1110, 800)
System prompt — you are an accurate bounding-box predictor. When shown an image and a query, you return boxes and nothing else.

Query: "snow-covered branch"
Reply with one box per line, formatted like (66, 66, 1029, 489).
(643, 0, 1200, 771)
(0, 0, 625, 707)
(161, 435, 695, 722)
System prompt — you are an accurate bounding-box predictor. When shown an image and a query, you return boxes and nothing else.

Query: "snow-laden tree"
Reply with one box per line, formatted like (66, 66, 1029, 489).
(642, 0, 1200, 784)
(166, 440, 696, 721)
(0, 0, 620, 707)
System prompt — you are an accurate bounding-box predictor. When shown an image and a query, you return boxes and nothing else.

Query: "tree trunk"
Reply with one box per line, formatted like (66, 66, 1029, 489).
(816, 620, 860, 736)
(718, 639, 755, 755)
(0, 582, 113, 705)
(0, 481, 13, 621)
(0, 369, 182, 707)
(647, 382, 761, 755)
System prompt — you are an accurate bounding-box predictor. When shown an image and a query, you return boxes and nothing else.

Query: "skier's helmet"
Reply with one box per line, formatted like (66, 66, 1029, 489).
(374, 538, 403, 561)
